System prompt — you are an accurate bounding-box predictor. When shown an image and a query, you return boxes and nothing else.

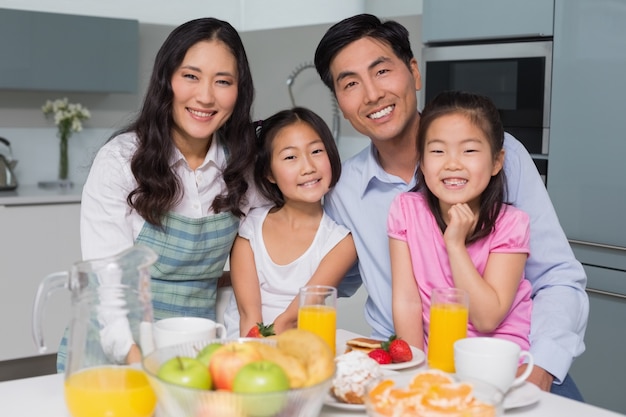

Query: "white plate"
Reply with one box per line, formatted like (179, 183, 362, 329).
(324, 393, 366, 411)
(504, 381, 541, 409)
(380, 346, 426, 370)
(324, 369, 398, 411)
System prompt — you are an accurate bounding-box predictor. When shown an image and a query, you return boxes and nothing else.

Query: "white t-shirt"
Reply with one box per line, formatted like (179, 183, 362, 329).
(223, 205, 350, 338)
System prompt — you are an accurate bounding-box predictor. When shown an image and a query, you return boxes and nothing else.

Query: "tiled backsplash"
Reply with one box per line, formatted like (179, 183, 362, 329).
(0, 128, 112, 186)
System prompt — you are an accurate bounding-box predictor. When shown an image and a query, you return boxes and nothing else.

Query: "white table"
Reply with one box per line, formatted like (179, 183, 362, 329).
(1, 368, 624, 417)
(1, 330, 623, 417)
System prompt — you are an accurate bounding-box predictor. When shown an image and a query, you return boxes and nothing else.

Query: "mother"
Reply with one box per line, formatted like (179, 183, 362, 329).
(76, 17, 257, 366)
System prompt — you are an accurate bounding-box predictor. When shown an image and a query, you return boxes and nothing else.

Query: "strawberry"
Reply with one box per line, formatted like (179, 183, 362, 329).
(368, 348, 392, 365)
(245, 322, 275, 338)
(383, 335, 413, 363)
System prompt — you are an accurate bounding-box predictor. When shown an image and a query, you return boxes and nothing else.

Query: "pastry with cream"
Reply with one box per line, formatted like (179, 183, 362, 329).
(331, 350, 383, 404)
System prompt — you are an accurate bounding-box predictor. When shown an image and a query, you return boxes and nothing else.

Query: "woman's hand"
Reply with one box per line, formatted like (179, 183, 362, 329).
(125, 344, 142, 365)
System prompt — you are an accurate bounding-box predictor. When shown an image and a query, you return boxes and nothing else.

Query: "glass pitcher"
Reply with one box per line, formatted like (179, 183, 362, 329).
(32, 245, 158, 417)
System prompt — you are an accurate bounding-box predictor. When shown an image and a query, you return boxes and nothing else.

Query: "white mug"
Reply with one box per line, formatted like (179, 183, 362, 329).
(150, 317, 226, 351)
(454, 337, 534, 393)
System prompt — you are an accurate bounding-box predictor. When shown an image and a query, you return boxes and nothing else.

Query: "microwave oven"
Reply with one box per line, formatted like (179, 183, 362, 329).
(421, 40, 552, 183)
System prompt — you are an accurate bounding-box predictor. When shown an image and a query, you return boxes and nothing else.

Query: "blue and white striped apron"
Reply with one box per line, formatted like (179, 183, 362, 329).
(136, 211, 238, 321)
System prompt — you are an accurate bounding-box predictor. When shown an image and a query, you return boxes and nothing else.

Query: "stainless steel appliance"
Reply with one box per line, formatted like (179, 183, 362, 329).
(421, 40, 552, 183)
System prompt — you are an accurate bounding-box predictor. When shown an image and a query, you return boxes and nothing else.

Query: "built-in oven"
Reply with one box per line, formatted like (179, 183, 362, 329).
(421, 40, 552, 184)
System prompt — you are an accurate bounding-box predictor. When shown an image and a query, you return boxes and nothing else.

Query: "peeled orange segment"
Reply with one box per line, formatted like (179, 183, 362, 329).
(420, 382, 474, 409)
(367, 379, 397, 415)
(368, 378, 395, 400)
(408, 369, 455, 393)
(389, 387, 423, 400)
(366, 370, 496, 417)
(463, 399, 499, 417)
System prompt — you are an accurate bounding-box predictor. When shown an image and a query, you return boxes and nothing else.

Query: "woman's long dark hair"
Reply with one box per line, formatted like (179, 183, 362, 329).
(414, 91, 507, 244)
(118, 17, 255, 225)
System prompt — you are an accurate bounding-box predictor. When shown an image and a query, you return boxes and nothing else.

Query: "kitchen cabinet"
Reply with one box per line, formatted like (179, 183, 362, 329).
(0, 203, 80, 362)
(422, 0, 554, 44)
(570, 267, 626, 414)
(548, 0, 626, 413)
(0, 8, 138, 93)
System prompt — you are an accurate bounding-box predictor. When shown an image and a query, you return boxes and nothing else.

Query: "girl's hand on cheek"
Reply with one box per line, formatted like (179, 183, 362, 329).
(444, 203, 477, 247)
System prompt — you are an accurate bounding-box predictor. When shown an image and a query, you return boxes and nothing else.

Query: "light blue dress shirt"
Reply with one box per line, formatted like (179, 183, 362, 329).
(324, 133, 588, 384)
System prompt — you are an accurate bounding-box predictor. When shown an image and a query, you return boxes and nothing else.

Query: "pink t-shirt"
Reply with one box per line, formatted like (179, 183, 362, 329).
(387, 192, 532, 351)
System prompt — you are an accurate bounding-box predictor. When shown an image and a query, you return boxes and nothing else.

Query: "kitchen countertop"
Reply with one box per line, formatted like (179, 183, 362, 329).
(0, 184, 82, 206)
(1, 329, 624, 417)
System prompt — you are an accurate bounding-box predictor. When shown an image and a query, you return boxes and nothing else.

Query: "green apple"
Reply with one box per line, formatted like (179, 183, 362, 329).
(196, 342, 224, 367)
(157, 356, 212, 390)
(233, 360, 289, 417)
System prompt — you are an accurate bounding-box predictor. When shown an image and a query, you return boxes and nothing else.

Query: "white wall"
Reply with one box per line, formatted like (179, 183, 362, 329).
(0, 0, 421, 28)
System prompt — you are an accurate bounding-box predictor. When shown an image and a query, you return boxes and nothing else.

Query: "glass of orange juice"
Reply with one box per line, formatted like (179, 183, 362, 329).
(298, 285, 337, 355)
(427, 287, 469, 372)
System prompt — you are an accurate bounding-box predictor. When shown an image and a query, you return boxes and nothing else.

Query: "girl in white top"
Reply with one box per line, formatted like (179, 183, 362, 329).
(224, 107, 357, 337)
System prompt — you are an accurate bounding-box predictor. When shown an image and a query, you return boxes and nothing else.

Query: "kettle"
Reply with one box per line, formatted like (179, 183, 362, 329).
(0, 137, 18, 190)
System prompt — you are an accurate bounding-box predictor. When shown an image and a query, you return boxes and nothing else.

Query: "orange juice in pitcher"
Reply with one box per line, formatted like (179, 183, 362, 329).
(65, 366, 156, 417)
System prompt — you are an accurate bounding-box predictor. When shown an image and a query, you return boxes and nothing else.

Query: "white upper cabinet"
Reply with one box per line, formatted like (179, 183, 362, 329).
(422, 0, 554, 44)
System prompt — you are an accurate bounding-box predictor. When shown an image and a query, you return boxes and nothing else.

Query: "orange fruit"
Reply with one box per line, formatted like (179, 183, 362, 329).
(366, 370, 496, 416)
(389, 387, 423, 401)
(421, 382, 473, 409)
(367, 379, 396, 415)
(368, 378, 395, 400)
(408, 369, 455, 393)
(463, 400, 498, 417)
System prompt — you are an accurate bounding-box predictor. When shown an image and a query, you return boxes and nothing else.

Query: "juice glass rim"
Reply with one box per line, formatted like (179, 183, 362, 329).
(431, 287, 469, 304)
(299, 284, 337, 294)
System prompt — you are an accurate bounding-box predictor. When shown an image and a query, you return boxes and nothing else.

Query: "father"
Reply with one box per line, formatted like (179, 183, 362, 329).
(314, 14, 588, 399)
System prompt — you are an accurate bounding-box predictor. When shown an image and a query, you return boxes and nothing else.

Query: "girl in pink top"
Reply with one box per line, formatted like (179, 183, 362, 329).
(387, 91, 532, 352)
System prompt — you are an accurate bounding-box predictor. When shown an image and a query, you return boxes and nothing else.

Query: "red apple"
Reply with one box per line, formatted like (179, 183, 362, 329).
(157, 356, 212, 390)
(209, 342, 262, 391)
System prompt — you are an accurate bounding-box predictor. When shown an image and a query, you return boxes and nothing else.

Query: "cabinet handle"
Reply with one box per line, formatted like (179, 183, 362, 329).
(568, 239, 626, 252)
(586, 287, 626, 300)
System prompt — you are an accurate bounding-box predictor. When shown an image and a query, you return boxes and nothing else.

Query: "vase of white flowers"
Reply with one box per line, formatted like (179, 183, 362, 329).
(41, 98, 91, 185)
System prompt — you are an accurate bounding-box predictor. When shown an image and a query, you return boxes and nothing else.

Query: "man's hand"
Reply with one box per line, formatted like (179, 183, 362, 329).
(518, 363, 554, 392)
